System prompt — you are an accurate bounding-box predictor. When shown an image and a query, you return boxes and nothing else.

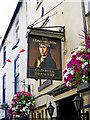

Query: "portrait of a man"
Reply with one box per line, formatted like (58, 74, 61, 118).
(34, 42, 57, 69)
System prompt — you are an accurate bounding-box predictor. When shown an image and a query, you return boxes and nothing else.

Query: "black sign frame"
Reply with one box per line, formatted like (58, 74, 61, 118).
(27, 28, 64, 80)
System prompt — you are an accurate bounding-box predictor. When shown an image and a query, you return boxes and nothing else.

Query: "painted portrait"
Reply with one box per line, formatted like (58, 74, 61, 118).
(27, 35, 62, 80)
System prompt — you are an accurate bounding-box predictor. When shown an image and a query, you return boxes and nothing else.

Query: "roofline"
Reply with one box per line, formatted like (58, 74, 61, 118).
(0, 0, 23, 51)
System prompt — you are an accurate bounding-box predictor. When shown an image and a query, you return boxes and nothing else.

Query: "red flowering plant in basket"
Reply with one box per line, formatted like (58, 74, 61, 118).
(7, 91, 35, 119)
(63, 37, 90, 88)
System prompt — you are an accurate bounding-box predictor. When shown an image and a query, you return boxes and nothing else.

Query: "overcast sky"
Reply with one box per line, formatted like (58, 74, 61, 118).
(0, 0, 19, 42)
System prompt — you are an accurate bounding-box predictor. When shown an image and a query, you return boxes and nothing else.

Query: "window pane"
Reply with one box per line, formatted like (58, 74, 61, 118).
(3, 74, 6, 103)
(14, 55, 19, 94)
(85, 0, 90, 14)
(3, 46, 6, 64)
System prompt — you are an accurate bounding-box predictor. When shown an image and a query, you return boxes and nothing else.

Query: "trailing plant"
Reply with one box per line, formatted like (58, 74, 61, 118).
(63, 37, 90, 88)
(7, 91, 35, 119)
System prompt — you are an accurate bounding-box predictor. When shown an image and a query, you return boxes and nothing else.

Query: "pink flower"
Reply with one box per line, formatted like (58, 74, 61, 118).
(71, 51, 75, 54)
(12, 105, 15, 108)
(70, 59, 76, 65)
(67, 74, 72, 81)
(19, 113, 22, 116)
(67, 62, 72, 68)
(86, 65, 88, 68)
(83, 68, 86, 74)
(88, 54, 90, 59)
(12, 98, 16, 102)
(84, 52, 88, 56)
(31, 107, 34, 110)
(64, 78, 67, 82)
(82, 55, 87, 60)
(14, 116, 16, 119)
(77, 81, 80, 84)
(29, 93, 32, 96)
(77, 52, 81, 57)
(74, 66, 80, 72)
(12, 98, 18, 103)
(25, 93, 28, 96)
(72, 55, 76, 60)
(63, 69, 67, 75)
(8, 114, 12, 117)
(18, 92, 22, 95)
(68, 86, 73, 89)
(22, 91, 25, 93)
(13, 112, 16, 115)
(7, 109, 12, 113)
(16, 94, 18, 97)
(19, 106, 22, 109)
(77, 60, 83, 66)
(80, 73, 83, 77)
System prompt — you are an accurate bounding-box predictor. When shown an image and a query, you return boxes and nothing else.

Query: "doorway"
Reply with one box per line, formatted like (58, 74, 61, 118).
(56, 94, 78, 120)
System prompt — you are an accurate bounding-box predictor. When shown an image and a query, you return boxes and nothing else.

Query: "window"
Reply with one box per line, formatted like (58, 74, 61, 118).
(15, 19, 20, 44)
(3, 74, 6, 103)
(28, 85, 31, 93)
(3, 46, 6, 65)
(14, 55, 19, 94)
(84, 0, 90, 14)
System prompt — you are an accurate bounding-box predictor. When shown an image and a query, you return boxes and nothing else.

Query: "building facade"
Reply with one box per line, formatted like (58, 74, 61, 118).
(0, 0, 89, 119)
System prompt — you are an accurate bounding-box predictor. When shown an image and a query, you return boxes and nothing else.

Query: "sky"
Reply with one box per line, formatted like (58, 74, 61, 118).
(0, 0, 19, 44)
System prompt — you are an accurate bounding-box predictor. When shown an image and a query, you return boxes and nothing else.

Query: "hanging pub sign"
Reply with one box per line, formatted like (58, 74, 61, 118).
(27, 28, 64, 80)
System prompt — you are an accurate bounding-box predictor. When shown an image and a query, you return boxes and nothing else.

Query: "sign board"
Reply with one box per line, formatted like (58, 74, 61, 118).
(27, 28, 64, 80)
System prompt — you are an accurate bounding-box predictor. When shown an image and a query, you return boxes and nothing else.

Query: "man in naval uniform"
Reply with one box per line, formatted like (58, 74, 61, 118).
(34, 42, 57, 69)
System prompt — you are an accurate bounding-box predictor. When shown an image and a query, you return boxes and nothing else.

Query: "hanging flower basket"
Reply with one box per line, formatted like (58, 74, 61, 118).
(63, 37, 90, 88)
(7, 91, 35, 119)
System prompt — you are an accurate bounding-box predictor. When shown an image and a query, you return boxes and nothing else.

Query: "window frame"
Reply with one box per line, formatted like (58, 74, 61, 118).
(84, 0, 90, 14)
(15, 19, 20, 44)
(3, 46, 6, 65)
(14, 55, 20, 94)
(3, 74, 6, 103)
